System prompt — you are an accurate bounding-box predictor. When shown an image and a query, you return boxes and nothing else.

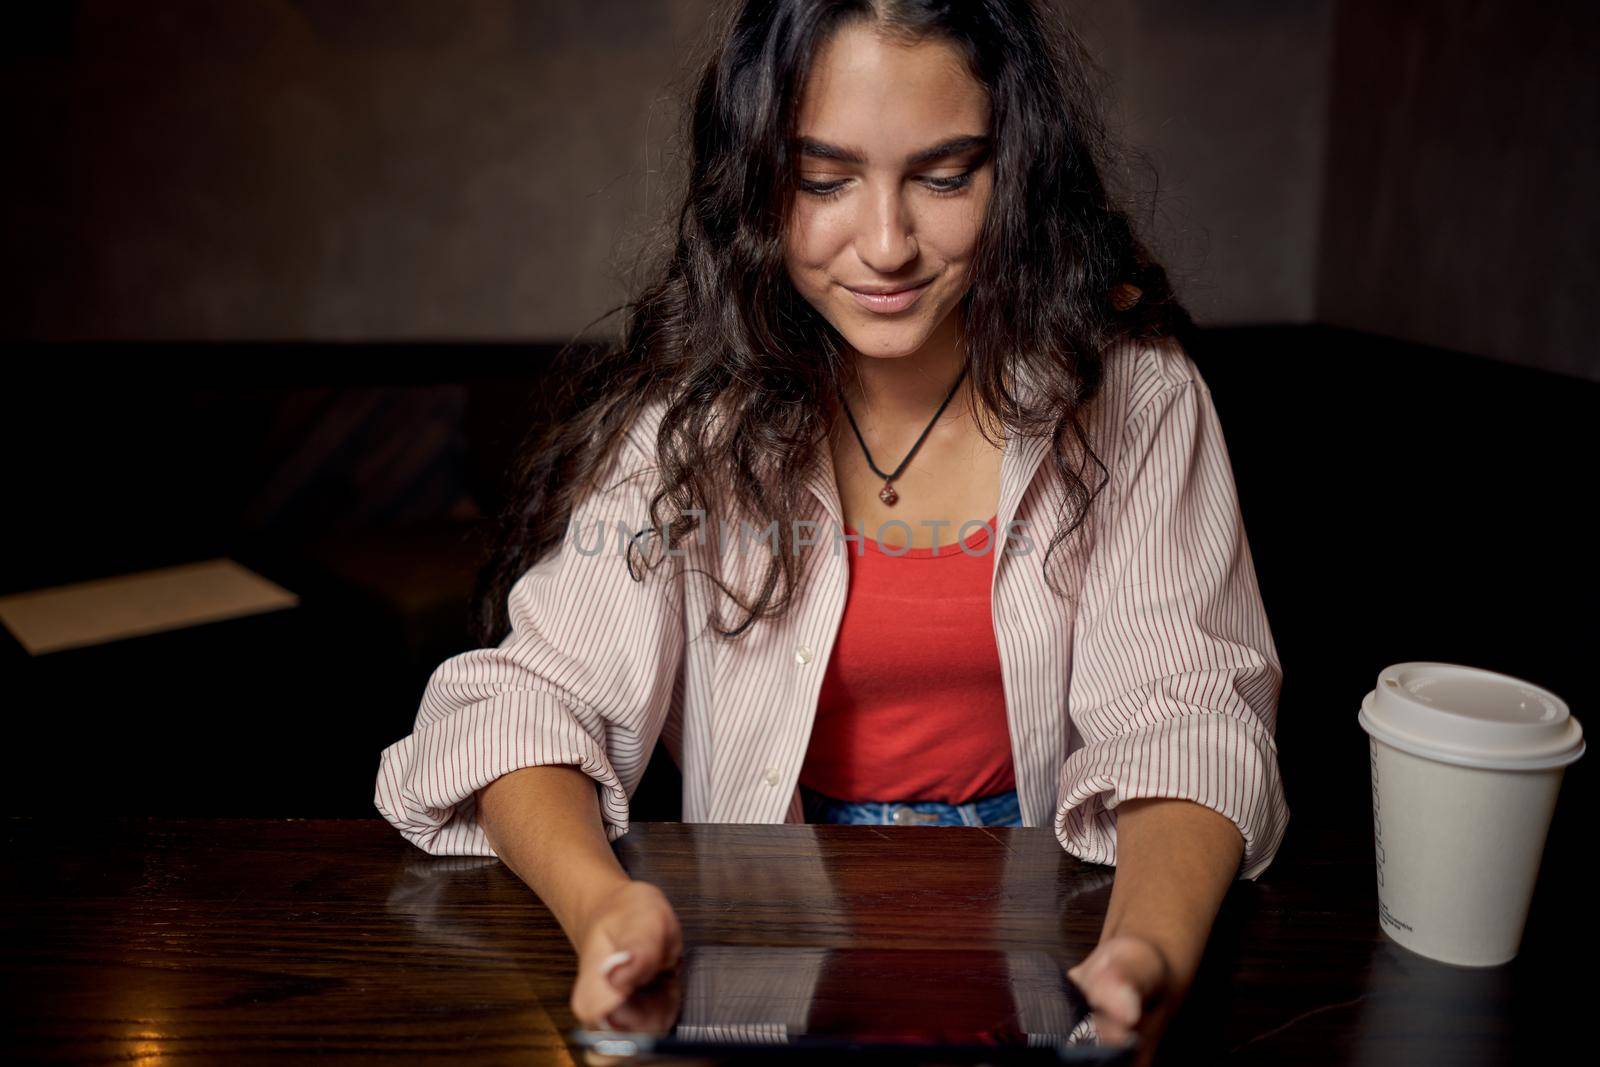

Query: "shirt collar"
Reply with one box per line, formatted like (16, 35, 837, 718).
(804, 360, 1053, 532)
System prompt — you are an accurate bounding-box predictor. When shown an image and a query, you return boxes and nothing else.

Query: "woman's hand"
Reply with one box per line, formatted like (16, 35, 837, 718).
(1066, 933, 1179, 1066)
(569, 879, 684, 1030)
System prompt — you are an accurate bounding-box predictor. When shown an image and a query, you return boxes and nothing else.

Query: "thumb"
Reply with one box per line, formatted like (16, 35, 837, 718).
(1103, 977, 1143, 1026)
(599, 949, 635, 990)
(573, 946, 642, 1030)
(601, 941, 667, 996)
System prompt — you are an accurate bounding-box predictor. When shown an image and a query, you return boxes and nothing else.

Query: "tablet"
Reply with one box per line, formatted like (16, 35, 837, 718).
(568, 945, 1137, 1063)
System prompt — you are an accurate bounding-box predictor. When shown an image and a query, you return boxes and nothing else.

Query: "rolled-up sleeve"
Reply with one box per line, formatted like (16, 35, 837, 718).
(374, 432, 685, 857)
(1055, 368, 1288, 881)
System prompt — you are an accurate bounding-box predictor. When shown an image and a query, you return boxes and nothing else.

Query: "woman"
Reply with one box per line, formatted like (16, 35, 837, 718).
(375, 0, 1288, 1059)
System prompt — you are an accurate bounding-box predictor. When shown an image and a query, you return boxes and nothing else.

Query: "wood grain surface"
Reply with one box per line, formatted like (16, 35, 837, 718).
(0, 817, 1576, 1064)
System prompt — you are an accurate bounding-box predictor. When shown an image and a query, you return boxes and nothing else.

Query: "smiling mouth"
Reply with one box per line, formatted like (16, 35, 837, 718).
(844, 278, 934, 313)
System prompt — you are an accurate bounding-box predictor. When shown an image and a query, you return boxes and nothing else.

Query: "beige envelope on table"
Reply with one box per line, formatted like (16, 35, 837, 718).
(0, 558, 298, 655)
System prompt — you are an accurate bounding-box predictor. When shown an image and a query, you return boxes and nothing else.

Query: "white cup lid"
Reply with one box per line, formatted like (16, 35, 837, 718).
(1358, 661, 1585, 770)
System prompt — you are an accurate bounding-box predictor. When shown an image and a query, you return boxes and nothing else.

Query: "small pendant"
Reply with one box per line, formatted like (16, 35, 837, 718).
(878, 481, 898, 505)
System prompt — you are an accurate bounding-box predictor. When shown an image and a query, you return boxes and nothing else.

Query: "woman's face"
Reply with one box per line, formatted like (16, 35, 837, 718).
(784, 24, 994, 362)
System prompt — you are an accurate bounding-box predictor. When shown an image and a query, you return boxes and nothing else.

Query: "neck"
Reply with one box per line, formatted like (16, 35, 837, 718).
(838, 311, 971, 427)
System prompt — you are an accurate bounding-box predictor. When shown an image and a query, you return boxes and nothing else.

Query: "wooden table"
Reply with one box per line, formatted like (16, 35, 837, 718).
(0, 816, 1576, 1064)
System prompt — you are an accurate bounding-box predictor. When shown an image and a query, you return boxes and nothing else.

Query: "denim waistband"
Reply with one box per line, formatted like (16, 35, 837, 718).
(799, 783, 1023, 827)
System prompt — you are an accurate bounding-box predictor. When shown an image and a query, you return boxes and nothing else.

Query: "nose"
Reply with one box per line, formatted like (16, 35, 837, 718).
(854, 183, 918, 275)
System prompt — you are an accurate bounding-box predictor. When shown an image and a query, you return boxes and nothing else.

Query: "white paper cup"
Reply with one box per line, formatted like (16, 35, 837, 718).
(1357, 662, 1584, 967)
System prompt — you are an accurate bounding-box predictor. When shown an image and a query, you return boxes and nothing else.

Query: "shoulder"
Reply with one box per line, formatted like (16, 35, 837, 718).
(591, 393, 679, 486)
(571, 396, 672, 504)
(1104, 333, 1199, 412)
(620, 396, 671, 468)
(1061, 333, 1204, 477)
(618, 391, 740, 471)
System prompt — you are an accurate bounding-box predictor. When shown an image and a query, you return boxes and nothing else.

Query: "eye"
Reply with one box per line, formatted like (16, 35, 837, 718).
(797, 169, 978, 202)
(798, 179, 849, 202)
(921, 171, 974, 196)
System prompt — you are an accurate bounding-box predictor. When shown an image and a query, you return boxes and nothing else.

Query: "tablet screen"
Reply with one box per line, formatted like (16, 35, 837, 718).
(569, 945, 1135, 1063)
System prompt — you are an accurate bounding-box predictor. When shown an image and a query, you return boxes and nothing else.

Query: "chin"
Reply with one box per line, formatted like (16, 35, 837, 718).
(826, 308, 931, 355)
(836, 328, 930, 360)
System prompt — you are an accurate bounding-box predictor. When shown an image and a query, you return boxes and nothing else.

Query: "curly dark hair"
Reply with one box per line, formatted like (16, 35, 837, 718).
(470, 0, 1196, 647)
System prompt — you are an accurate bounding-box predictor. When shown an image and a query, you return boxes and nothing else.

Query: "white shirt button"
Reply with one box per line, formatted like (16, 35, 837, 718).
(764, 767, 781, 786)
(794, 644, 814, 665)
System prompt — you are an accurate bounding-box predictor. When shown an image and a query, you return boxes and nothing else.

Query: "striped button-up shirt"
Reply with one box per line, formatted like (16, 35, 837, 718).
(374, 336, 1290, 880)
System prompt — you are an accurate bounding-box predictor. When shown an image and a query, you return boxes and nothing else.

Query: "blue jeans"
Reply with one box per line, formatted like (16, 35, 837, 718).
(800, 783, 1023, 827)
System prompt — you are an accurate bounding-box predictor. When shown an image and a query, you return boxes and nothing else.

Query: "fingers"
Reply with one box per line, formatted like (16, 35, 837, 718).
(1109, 982, 1141, 1023)
(572, 969, 627, 1030)
(1078, 959, 1141, 1022)
(576, 948, 682, 1033)
(572, 890, 683, 1029)
(573, 940, 644, 1026)
(1093, 1012, 1135, 1048)
(1066, 949, 1146, 1047)
(1089, 981, 1142, 1047)
(601, 968, 683, 1035)
(604, 937, 669, 994)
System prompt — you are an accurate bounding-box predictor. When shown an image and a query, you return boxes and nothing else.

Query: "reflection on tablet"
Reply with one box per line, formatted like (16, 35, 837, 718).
(569, 945, 1136, 1063)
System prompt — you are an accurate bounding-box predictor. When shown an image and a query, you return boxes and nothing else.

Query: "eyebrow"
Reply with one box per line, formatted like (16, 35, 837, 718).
(795, 134, 991, 167)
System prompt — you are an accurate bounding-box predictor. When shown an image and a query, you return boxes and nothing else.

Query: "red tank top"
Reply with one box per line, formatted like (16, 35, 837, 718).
(798, 512, 1016, 804)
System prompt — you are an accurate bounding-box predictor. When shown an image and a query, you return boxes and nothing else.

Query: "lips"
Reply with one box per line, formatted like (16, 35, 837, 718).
(845, 278, 933, 314)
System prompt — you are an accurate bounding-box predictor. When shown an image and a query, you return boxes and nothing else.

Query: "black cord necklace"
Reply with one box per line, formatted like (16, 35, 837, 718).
(836, 361, 969, 506)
